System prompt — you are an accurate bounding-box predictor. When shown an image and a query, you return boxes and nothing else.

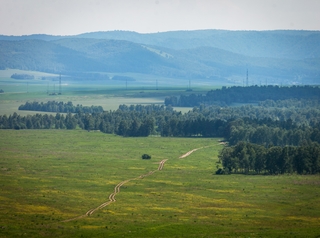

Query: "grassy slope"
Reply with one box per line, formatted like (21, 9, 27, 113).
(0, 130, 319, 237)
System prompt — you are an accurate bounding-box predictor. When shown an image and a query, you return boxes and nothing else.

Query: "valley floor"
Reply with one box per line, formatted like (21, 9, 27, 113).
(0, 130, 319, 237)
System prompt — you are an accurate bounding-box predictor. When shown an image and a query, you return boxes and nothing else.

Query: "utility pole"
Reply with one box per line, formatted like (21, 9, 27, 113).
(246, 69, 249, 87)
(59, 73, 62, 95)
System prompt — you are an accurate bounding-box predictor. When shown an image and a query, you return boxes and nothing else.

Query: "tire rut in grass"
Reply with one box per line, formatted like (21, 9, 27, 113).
(179, 146, 208, 158)
(62, 146, 208, 223)
(62, 159, 168, 222)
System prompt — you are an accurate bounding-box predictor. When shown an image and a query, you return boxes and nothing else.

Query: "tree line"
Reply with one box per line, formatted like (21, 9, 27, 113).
(258, 98, 320, 108)
(1, 102, 320, 148)
(218, 141, 320, 175)
(19, 101, 104, 113)
(11, 73, 34, 80)
(165, 85, 320, 107)
(0, 105, 168, 136)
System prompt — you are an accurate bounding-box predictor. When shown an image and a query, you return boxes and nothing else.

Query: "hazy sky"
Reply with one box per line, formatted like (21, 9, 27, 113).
(1, 0, 320, 35)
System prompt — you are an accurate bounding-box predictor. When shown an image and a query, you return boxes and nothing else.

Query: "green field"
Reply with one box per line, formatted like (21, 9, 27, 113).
(0, 69, 220, 115)
(1, 130, 319, 237)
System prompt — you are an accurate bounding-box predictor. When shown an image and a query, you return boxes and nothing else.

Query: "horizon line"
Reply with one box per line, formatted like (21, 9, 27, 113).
(1, 28, 320, 37)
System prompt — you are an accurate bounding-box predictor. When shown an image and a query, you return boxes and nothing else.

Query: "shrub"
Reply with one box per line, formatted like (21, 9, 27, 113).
(142, 154, 151, 160)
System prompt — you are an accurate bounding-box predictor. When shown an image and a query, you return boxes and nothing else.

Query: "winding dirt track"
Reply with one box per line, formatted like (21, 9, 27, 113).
(179, 148, 199, 158)
(62, 148, 203, 223)
(62, 159, 169, 222)
(179, 146, 209, 158)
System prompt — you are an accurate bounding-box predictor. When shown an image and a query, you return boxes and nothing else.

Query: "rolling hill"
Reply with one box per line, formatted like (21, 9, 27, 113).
(0, 30, 319, 85)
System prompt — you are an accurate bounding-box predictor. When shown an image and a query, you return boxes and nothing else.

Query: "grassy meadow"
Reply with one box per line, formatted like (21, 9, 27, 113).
(1, 69, 320, 237)
(0, 130, 319, 237)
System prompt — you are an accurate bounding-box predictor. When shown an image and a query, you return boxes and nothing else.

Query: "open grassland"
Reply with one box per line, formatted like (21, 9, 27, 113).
(0, 80, 200, 115)
(0, 89, 193, 116)
(0, 69, 217, 115)
(0, 130, 319, 237)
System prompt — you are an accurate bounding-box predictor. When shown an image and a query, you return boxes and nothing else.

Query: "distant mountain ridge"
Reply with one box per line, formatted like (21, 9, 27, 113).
(0, 30, 319, 84)
(76, 30, 320, 59)
(2, 30, 320, 59)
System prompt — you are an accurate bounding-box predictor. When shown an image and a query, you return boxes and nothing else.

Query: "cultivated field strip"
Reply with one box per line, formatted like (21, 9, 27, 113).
(62, 148, 203, 223)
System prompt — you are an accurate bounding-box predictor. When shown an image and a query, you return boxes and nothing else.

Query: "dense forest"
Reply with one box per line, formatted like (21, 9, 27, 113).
(19, 101, 104, 113)
(1, 100, 320, 147)
(165, 85, 320, 106)
(218, 141, 320, 175)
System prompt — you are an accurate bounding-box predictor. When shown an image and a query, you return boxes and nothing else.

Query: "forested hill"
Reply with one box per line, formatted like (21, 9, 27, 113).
(1, 30, 320, 84)
(2, 30, 320, 59)
(76, 30, 320, 59)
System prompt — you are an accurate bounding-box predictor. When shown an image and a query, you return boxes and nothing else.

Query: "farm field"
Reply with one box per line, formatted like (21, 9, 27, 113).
(0, 130, 319, 237)
(0, 69, 218, 115)
(0, 83, 197, 116)
(0, 88, 195, 116)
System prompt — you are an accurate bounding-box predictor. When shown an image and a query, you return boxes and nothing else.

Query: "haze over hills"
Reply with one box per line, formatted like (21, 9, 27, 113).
(0, 30, 319, 85)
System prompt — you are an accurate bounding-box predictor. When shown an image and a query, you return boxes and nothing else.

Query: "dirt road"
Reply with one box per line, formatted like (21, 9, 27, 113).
(62, 148, 204, 222)
(62, 159, 169, 222)
(179, 146, 207, 158)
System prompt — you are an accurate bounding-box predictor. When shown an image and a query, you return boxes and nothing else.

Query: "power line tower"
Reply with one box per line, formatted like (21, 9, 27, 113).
(186, 79, 192, 91)
(246, 68, 249, 87)
(58, 74, 62, 95)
